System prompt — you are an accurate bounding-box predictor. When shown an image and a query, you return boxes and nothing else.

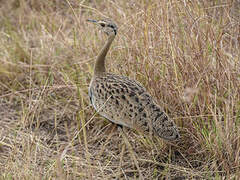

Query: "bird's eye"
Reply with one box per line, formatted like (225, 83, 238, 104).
(100, 23, 105, 27)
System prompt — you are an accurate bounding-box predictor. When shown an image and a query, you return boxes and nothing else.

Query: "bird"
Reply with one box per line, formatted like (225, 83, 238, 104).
(87, 19, 180, 141)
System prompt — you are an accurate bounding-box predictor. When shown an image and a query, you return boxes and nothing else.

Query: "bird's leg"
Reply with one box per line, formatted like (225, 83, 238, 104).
(118, 126, 144, 179)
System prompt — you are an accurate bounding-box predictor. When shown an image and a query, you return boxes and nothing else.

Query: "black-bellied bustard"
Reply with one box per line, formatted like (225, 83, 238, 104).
(88, 19, 180, 140)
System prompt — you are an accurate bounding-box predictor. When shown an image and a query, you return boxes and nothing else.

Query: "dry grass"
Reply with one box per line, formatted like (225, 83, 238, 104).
(0, 0, 240, 179)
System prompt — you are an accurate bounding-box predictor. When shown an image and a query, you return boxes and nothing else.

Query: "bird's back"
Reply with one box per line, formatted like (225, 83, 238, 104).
(89, 73, 179, 140)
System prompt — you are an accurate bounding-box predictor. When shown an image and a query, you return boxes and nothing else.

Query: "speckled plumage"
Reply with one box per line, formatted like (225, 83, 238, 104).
(88, 19, 180, 140)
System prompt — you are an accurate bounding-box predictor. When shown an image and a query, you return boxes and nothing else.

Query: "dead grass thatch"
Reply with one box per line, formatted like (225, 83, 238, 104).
(0, 0, 240, 179)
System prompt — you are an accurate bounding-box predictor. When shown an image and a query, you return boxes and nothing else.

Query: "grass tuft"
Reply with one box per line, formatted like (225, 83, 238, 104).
(0, 0, 240, 179)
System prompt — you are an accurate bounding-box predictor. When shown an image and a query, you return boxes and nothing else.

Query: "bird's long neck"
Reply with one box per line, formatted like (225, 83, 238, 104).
(94, 34, 115, 76)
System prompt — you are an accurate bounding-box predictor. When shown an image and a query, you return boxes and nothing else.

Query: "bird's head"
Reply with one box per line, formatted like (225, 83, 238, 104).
(87, 19, 118, 36)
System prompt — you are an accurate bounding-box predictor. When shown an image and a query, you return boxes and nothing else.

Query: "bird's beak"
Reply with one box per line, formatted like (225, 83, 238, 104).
(87, 19, 98, 23)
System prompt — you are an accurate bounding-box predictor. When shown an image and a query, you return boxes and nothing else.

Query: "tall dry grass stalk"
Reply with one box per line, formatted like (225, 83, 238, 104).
(0, 0, 239, 179)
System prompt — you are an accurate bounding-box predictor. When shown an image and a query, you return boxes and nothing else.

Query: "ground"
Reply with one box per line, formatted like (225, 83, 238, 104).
(0, 0, 240, 179)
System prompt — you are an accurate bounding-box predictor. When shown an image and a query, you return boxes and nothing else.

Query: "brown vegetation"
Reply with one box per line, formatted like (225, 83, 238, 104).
(0, 0, 239, 179)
